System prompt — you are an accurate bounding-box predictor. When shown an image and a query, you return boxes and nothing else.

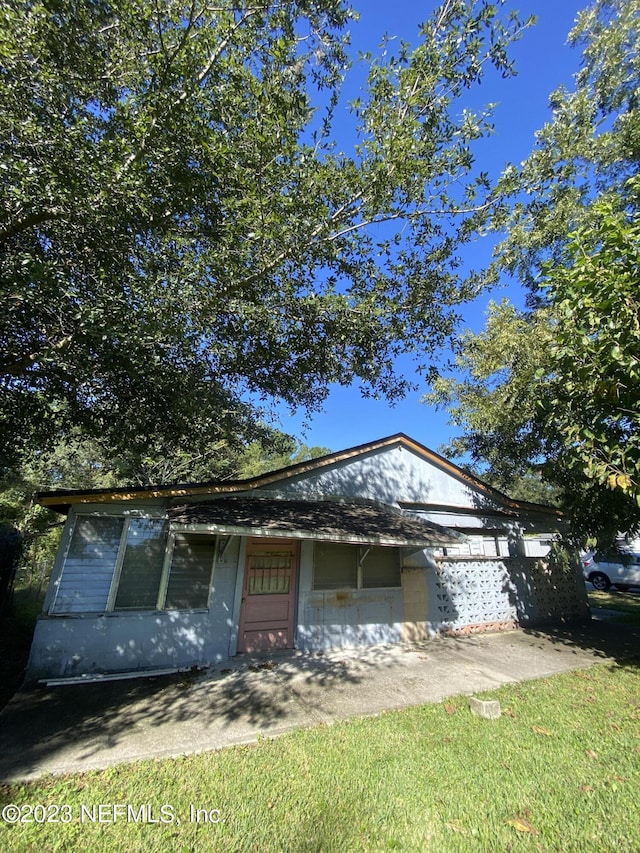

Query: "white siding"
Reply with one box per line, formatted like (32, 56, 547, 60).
(264, 443, 484, 508)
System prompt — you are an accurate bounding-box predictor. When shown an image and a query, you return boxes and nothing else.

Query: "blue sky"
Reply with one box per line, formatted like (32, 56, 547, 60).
(277, 1, 588, 455)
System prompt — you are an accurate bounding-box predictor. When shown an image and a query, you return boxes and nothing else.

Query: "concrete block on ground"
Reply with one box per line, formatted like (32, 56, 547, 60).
(469, 696, 501, 719)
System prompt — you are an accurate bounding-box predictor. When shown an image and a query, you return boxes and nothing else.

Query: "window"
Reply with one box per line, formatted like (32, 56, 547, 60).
(113, 518, 168, 610)
(247, 550, 292, 594)
(313, 543, 400, 590)
(362, 547, 401, 588)
(314, 543, 358, 590)
(164, 533, 215, 609)
(51, 515, 215, 615)
(52, 516, 124, 614)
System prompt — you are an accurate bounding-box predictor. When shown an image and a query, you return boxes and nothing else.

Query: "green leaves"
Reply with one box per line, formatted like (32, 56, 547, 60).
(541, 183, 640, 513)
(424, 298, 555, 484)
(490, 0, 640, 287)
(428, 1, 640, 544)
(1, 0, 533, 478)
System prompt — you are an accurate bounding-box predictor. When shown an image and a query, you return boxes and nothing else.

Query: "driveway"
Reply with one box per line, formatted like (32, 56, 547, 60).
(0, 621, 638, 783)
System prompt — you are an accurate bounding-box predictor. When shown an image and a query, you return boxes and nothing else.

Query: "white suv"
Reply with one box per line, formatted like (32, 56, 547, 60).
(583, 551, 640, 591)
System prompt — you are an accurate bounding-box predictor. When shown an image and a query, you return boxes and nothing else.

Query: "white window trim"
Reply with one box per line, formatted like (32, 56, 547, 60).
(48, 514, 82, 615)
(156, 531, 176, 610)
(51, 513, 217, 615)
(50, 513, 127, 615)
(106, 518, 132, 611)
(156, 530, 217, 611)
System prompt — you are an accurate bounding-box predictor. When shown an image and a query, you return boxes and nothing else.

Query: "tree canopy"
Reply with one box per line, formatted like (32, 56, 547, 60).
(0, 0, 532, 479)
(487, 0, 639, 286)
(0, 428, 331, 569)
(428, 0, 640, 544)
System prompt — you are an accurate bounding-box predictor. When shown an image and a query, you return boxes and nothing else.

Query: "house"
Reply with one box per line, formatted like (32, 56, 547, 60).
(27, 434, 589, 681)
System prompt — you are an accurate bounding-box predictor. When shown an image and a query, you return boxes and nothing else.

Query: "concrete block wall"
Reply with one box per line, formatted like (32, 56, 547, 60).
(296, 588, 404, 651)
(424, 555, 589, 635)
(506, 556, 590, 625)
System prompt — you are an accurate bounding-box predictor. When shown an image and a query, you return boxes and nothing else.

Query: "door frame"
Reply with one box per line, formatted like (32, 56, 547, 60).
(237, 537, 299, 653)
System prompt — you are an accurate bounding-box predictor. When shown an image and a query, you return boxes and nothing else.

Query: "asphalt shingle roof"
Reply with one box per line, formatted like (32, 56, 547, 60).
(167, 496, 463, 547)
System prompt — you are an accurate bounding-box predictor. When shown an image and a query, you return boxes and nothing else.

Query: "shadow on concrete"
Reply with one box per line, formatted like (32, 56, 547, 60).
(1, 622, 639, 783)
(0, 646, 394, 782)
(522, 619, 640, 666)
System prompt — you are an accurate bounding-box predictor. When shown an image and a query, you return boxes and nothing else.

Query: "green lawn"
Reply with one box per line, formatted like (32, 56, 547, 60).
(588, 589, 640, 625)
(1, 661, 639, 852)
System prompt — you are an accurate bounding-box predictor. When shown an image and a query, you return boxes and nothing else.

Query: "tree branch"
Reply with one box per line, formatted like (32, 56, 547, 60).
(0, 209, 63, 243)
(119, 8, 259, 174)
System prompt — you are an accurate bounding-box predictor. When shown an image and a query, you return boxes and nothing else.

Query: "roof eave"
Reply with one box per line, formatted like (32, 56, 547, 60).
(168, 521, 460, 547)
(35, 432, 563, 518)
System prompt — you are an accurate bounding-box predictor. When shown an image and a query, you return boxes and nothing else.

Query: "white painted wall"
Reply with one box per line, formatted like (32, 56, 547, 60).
(262, 443, 486, 508)
(28, 507, 243, 680)
(297, 588, 404, 651)
(27, 610, 217, 679)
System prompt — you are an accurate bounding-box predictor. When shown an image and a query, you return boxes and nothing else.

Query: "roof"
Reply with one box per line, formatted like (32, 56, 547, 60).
(167, 496, 464, 547)
(36, 432, 562, 518)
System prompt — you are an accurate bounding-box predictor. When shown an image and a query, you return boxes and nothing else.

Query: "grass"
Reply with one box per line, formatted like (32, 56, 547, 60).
(1, 661, 639, 852)
(587, 589, 640, 625)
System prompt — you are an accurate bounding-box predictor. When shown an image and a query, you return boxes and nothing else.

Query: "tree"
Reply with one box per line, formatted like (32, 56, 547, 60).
(0, 427, 331, 573)
(429, 191, 640, 541)
(487, 0, 640, 287)
(1, 0, 532, 476)
(236, 440, 331, 479)
(426, 299, 555, 481)
(428, 0, 640, 543)
(0, 435, 120, 572)
(536, 186, 640, 538)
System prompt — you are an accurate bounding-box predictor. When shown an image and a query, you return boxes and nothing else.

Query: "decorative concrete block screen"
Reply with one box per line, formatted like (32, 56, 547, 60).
(427, 556, 589, 634)
(427, 558, 518, 634)
(506, 556, 590, 625)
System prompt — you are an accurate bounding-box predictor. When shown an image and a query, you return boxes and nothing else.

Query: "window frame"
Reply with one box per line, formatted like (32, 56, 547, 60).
(108, 516, 171, 611)
(51, 513, 216, 615)
(158, 531, 216, 611)
(50, 513, 127, 615)
(313, 542, 401, 591)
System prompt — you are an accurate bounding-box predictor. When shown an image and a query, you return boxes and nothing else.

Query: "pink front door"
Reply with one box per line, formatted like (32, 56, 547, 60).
(237, 539, 298, 653)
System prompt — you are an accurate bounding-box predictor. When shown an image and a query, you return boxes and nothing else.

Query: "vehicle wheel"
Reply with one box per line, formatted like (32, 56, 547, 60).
(615, 584, 630, 592)
(590, 572, 611, 591)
